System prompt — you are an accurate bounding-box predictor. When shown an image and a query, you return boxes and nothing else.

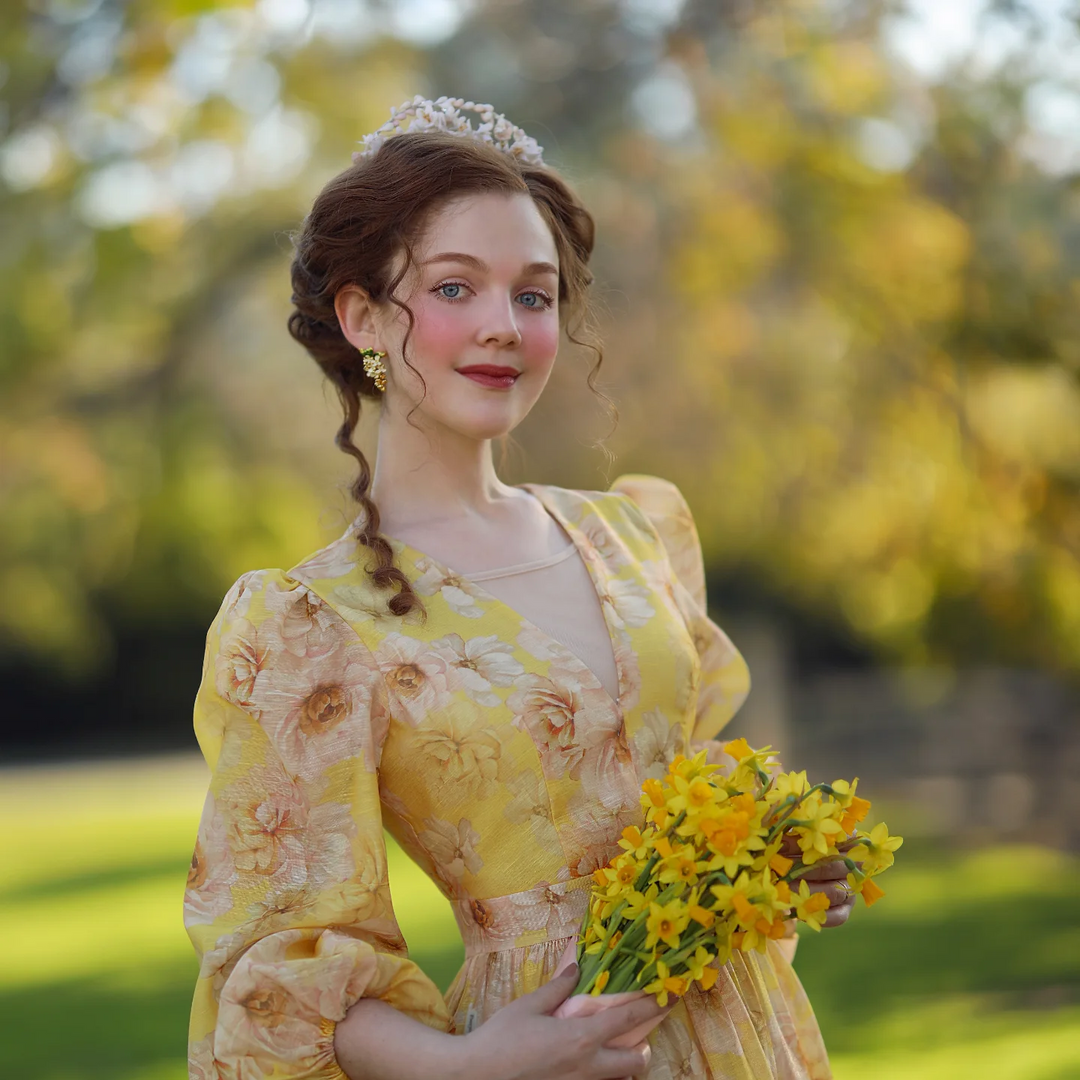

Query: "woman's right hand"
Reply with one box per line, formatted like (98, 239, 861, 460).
(457, 964, 667, 1080)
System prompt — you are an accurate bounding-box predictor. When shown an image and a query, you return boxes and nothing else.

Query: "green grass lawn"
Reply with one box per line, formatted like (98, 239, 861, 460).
(2, 755, 1078, 1079)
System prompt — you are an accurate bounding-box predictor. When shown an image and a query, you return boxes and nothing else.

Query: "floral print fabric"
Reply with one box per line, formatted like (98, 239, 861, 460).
(185, 474, 831, 1079)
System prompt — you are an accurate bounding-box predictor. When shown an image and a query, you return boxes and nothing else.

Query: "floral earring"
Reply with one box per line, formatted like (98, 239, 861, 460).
(359, 347, 388, 392)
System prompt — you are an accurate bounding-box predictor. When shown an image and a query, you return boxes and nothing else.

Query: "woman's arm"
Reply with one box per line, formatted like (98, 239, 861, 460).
(334, 968, 665, 1080)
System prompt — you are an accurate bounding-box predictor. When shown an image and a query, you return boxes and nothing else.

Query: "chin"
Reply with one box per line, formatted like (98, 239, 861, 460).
(443, 402, 528, 441)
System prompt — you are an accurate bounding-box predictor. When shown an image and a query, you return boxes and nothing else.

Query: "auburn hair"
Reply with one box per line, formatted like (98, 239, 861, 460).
(287, 131, 603, 616)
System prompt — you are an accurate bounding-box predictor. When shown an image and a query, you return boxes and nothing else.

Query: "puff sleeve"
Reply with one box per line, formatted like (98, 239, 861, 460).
(184, 569, 450, 1080)
(609, 474, 752, 748)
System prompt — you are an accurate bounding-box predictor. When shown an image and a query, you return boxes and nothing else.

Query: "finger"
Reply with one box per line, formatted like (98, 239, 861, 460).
(796, 859, 850, 883)
(822, 900, 854, 928)
(804, 880, 854, 907)
(778, 833, 801, 857)
(594, 994, 668, 1042)
(527, 964, 579, 1012)
(595, 1043, 651, 1079)
(551, 938, 579, 978)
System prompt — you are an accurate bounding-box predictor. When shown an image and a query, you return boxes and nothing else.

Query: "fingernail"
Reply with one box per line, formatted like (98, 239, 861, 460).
(565, 963, 578, 978)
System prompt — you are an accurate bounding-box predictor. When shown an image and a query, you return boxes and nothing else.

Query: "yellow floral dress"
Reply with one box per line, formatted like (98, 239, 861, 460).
(185, 474, 831, 1080)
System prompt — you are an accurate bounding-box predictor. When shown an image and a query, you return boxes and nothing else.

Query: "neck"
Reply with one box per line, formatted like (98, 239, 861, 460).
(369, 398, 516, 536)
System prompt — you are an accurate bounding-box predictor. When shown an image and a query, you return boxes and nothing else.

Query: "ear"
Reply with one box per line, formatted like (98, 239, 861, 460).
(335, 285, 383, 353)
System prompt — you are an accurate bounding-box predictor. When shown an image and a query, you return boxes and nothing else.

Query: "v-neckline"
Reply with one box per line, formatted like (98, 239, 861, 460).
(386, 483, 626, 719)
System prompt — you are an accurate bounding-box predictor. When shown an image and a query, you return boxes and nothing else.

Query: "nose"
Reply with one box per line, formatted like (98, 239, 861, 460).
(478, 294, 522, 349)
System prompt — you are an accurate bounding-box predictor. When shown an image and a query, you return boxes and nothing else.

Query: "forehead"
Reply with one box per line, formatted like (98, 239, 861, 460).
(414, 191, 558, 265)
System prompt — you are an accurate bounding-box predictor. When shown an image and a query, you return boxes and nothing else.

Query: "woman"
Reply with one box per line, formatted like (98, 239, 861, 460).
(184, 98, 854, 1080)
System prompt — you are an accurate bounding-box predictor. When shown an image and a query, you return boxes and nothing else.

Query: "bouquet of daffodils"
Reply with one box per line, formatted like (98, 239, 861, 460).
(568, 739, 902, 1007)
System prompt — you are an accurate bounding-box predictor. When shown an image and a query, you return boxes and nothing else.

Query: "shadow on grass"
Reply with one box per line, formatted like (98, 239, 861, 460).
(0, 945, 465, 1080)
(1, 857, 190, 904)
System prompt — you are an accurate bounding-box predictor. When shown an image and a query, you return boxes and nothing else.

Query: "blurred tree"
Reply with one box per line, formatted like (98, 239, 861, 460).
(1, 0, 1079, 754)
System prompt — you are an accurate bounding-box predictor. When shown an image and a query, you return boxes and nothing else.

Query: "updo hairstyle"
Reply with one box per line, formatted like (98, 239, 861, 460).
(288, 131, 602, 616)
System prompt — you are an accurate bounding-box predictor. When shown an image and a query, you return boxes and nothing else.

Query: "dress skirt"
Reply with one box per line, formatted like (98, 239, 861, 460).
(444, 879, 832, 1080)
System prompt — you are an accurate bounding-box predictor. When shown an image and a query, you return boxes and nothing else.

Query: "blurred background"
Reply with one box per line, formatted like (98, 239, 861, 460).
(3, 0, 1080, 1076)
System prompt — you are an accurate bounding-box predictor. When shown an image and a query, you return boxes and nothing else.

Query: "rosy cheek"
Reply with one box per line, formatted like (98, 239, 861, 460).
(522, 313, 560, 359)
(406, 298, 470, 360)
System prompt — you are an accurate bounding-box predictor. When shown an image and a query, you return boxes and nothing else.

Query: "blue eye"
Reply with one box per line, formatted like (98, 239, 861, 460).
(440, 283, 463, 300)
(518, 290, 554, 309)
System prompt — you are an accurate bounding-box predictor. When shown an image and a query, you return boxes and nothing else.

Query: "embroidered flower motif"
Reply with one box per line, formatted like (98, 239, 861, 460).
(374, 632, 452, 722)
(603, 576, 655, 629)
(269, 586, 340, 660)
(503, 768, 556, 833)
(508, 673, 612, 780)
(185, 796, 238, 926)
(578, 514, 630, 570)
(435, 633, 524, 706)
(634, 707, 687, 781)
(419, 816, 483, 884)
(248, 628, 376, 778)
(215, 618, 265, 708)
(413, 709, 503, 798)
(220, 764, 354, 889)
(413, 558, 487, 618)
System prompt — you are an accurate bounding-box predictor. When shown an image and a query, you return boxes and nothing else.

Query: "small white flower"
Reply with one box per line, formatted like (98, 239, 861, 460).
(354, 97, 545, 167)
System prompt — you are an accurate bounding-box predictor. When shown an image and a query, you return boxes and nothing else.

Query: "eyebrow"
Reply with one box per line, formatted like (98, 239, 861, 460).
(420, 251, 559, 277)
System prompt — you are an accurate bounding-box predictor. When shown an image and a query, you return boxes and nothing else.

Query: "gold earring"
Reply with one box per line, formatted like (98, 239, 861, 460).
(359, 347, 388, 392)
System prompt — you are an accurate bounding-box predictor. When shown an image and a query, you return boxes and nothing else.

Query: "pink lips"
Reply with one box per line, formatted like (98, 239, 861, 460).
(457, 364, 520, 389)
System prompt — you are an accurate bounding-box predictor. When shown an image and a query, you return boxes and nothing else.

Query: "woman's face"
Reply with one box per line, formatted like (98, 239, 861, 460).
(367, 191, 562, 441)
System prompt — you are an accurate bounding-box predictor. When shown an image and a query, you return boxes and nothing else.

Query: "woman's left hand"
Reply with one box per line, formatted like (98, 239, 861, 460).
(780, 834, 858, 928)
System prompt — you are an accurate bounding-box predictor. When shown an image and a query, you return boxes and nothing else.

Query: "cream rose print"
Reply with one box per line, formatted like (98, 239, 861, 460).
(434, 632, 524, 706)
(185, 795, 238, 926)
(413, 557, 487, 618)
(374, 632, 452, 722)
(215, 618, 265, 708)
(418, 817, 483, 884)
(413, 709, 503, 798)
(220, 764, 354, 891)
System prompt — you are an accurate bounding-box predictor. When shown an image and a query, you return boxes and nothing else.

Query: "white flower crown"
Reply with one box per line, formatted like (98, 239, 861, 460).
(352, 95, 545, 167)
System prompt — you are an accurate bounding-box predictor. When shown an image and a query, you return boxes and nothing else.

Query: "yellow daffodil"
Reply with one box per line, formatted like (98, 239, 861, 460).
(685, 945, 720, 990)
(643, 960, 684, 1006)
(688, 901, 715, 928)
(848, 822, 903, 874)
(793, 879, 830, 930)
(622, 884, 658, 921)
(855, 874, 886, 906)
(642, 777, 667, 809)
(618, 824, 650, 859)
(667, 773, 719, 818)
(590, 970, 610, 995)
(710, 877, 759, 927)
(769, 851, 794, 876)
(645, 898, 690, 951)
(652, 835, 675, 859)
(599, 852, 641, 896)
(724, 738, 754, 762)
(831, 778, 872, 833)
(705, 843, 759, 879)
(739, 914, 788, 953)
(658, 846, 702, 887)
(770, 770, 810, 800)
(792, 795, 846, 864)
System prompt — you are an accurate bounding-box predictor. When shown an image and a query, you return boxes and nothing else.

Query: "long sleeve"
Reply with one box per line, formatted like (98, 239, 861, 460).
(609, 474, 751, 748)
(185, 569, 450, 1080)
